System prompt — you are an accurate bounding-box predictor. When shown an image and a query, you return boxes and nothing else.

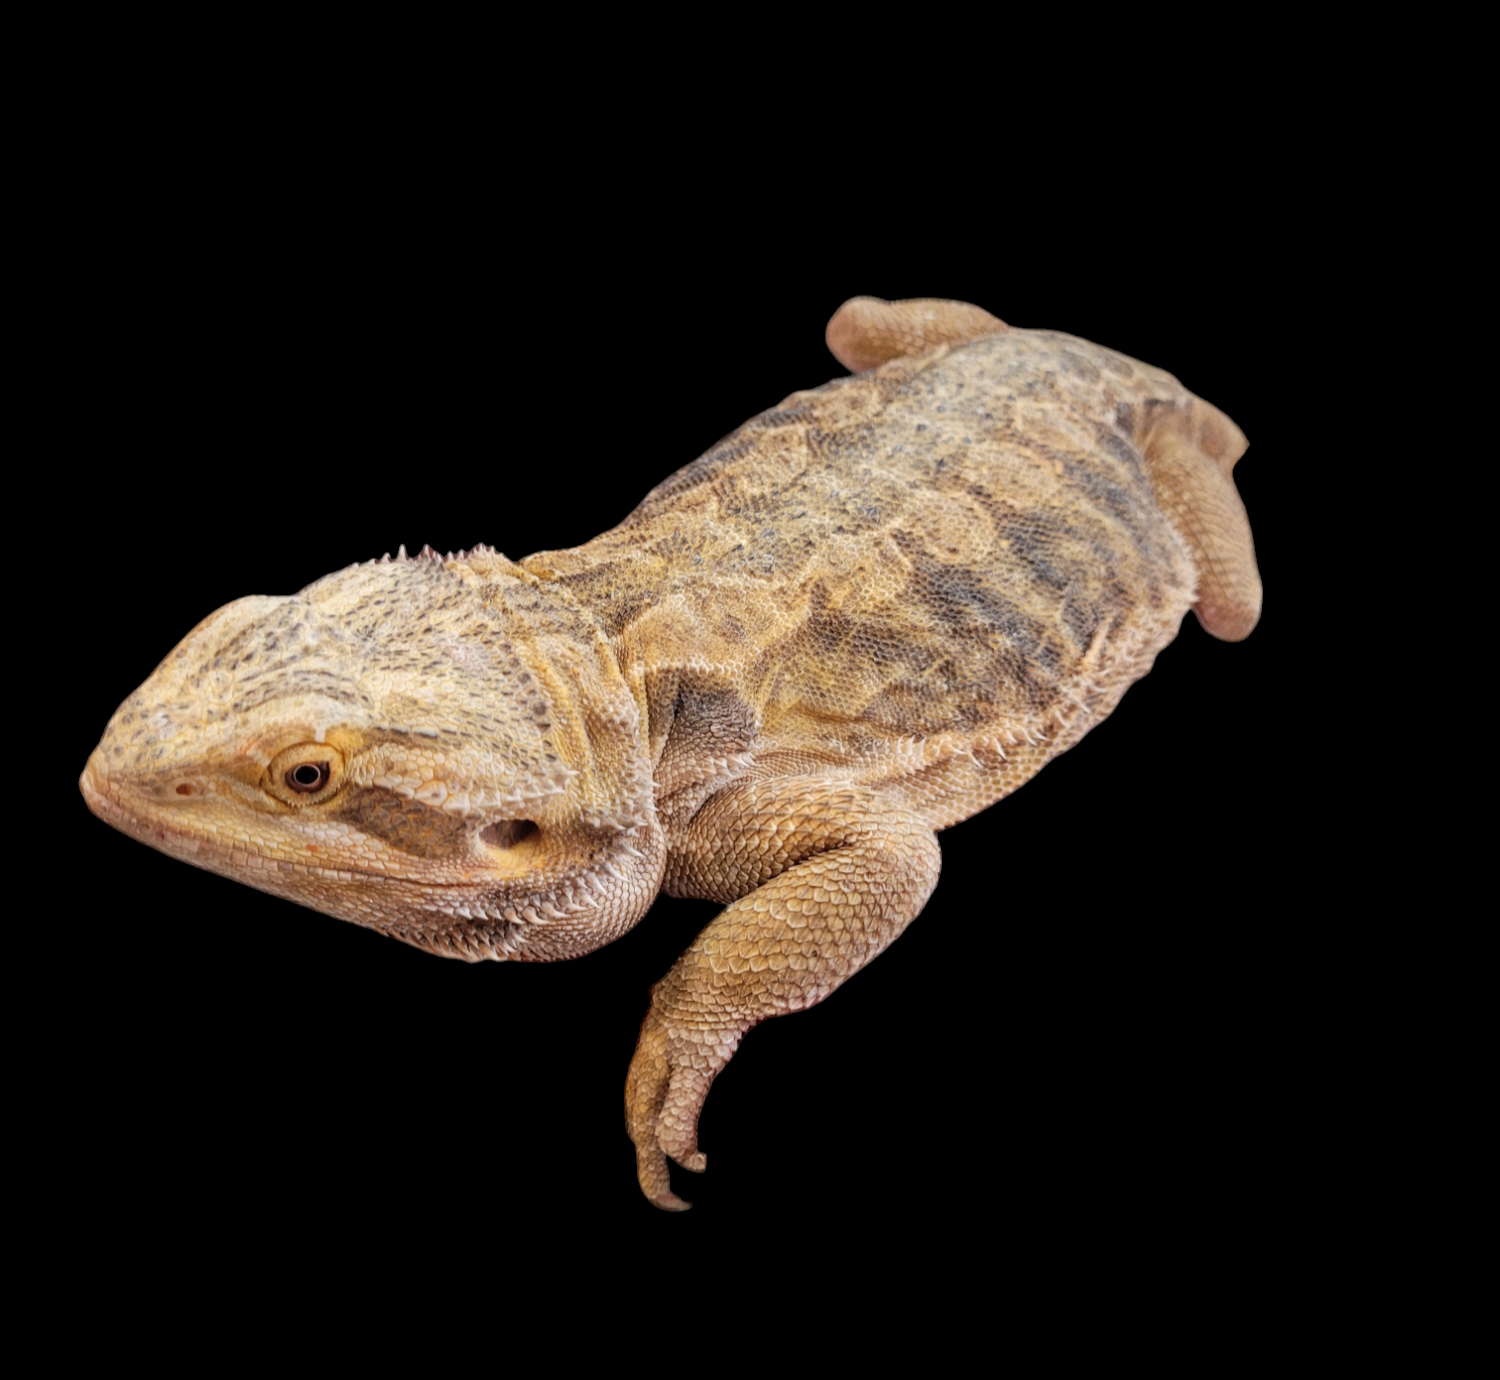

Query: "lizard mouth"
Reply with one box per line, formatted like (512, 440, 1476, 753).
(79, 758, 211, 862)
(78, 757, 468, 889)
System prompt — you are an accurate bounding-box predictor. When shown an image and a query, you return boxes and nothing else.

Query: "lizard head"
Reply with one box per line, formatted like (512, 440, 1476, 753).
(79, 547, 662, 960)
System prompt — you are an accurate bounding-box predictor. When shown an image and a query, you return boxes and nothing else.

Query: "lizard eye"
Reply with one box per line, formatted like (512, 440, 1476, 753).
(265, 743, 346, 806)
(287, 761, 330, 793)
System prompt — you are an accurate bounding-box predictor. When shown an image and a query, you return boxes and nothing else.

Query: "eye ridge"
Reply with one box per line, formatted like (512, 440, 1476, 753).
(287, 761, 331, 793)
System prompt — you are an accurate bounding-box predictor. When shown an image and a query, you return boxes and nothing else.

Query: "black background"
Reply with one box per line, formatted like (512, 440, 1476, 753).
(62, 163, 1305, 1265)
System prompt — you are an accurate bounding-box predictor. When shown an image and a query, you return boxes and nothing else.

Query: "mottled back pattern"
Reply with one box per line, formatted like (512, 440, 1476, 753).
(527, 329, 1198, 831)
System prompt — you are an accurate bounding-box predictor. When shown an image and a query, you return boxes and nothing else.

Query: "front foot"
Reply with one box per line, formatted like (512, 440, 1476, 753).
(624, 1003, 739, 1211)
(622, 778, 941, 1210)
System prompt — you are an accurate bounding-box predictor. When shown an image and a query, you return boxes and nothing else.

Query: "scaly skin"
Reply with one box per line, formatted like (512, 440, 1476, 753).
(78, 297, 1260, 1209)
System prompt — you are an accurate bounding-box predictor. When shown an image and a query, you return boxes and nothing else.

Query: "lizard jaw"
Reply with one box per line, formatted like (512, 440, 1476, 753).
(81, 751, 474, 888)
(80, 750, 667, 961)
(80, 751, 210, 864)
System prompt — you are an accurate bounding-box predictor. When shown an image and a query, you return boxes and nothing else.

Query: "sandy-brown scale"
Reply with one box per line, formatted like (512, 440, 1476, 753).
(332, 788, 474, 860)
(81, 296, 1259, 1210)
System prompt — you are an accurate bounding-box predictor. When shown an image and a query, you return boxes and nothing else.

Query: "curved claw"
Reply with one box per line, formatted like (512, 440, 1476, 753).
(657, 1065, 713, 1171)
(625, 1008, 726, 1208)
(635, 1143, 694, 1211)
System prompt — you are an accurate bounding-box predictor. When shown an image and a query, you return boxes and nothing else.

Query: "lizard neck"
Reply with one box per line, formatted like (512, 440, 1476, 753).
(385, 550, 669, 961)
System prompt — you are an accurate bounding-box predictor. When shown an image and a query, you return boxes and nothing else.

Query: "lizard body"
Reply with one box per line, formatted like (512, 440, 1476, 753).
(79, 297, 1260, 1209)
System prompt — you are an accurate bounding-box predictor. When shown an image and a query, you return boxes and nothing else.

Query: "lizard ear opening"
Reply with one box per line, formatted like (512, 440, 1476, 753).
(480, 820, 538, 850)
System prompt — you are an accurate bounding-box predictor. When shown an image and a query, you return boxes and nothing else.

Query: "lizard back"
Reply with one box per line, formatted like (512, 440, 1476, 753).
(524, 328, 1210, 829)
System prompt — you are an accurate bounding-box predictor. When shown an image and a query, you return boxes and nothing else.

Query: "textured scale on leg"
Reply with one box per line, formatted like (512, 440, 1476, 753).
(626, 778, 941, 1209)
(825, 295, 1007, 372)
(1139, 402, 1261, 640)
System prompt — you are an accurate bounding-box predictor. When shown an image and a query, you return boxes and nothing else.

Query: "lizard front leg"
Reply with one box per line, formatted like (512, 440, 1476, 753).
(625, 777, 942, 1210)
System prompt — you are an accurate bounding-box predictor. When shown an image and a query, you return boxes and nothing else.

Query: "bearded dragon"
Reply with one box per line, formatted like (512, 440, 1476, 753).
(79, 296, 1261, 1210)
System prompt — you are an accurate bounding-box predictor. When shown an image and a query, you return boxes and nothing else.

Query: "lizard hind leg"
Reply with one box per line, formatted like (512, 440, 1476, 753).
(826, 296, 1008, 372)
(1140, 401, 1262, 641)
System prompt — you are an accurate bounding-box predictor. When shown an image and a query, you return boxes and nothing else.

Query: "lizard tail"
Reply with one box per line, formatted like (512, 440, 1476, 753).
(1140, 401, 1262, 641)
(826, 296, 1007, 372)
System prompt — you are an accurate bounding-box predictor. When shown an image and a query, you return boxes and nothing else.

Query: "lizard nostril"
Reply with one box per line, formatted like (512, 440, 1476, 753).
(175, 783, 195, 796)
